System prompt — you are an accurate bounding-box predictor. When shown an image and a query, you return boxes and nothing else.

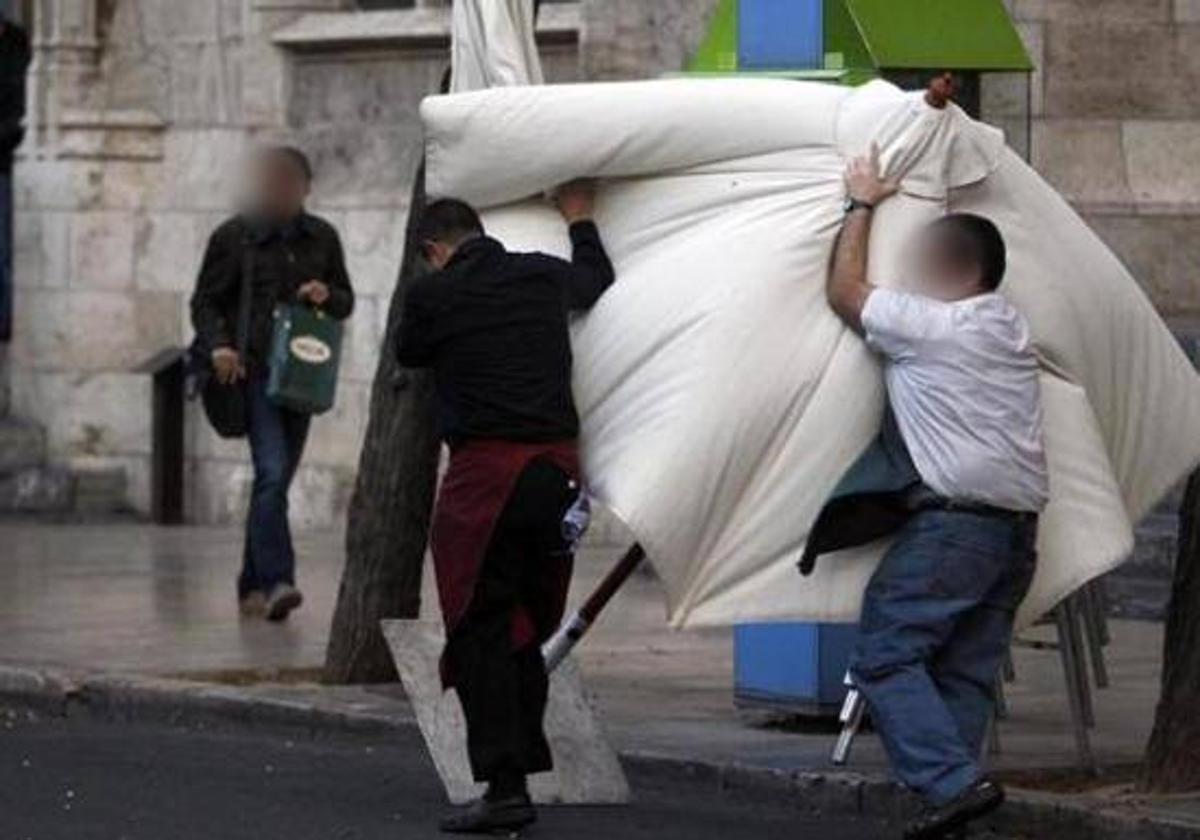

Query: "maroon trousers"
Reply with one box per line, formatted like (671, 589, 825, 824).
(431, 440, 581, 782)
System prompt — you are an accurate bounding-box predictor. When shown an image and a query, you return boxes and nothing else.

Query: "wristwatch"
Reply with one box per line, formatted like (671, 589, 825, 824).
(844, 197, 875, 215)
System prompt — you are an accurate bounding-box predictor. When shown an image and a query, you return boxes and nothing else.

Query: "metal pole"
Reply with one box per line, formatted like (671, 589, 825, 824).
(543, 543, 646, 672)
(1080, 584, 1110, 689)
(832, 673, 865, 766)
(1066, 595, 1096, 728)
(1054, 602, 1096, 773)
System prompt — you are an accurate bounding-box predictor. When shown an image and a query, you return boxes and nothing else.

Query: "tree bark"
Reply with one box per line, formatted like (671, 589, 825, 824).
(323, 161, 440, 684)
(1142, 467, 1200, 791)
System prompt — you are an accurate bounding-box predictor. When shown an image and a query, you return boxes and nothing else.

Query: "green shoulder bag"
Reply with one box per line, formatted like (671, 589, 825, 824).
(266, 302, 343, 415)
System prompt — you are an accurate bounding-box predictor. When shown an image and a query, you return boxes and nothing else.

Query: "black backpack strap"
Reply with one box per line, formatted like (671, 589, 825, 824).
(235, 237, 254, 357)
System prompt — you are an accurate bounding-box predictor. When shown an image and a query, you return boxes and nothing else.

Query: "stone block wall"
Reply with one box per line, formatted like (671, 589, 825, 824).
(1007, 0, 1200, 318)
(7, 0, 1198, 527)
(8, 0, 578, 527)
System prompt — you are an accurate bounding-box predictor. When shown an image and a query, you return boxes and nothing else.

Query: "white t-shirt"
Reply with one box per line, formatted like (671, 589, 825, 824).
(861, 288, 1049, 513)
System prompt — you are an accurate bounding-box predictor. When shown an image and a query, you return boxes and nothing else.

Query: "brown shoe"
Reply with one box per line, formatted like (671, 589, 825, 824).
(239, 591, 267, 618)
(264, 584, 303, 622)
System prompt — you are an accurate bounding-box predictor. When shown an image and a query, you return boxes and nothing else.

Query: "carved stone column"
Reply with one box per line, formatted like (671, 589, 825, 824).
(25, 0, 165, 161)
(24, 0, 102, 154)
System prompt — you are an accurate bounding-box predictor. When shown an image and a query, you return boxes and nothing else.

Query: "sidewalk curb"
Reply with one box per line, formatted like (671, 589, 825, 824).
(2, 664, 1196, 839)
(0, 664, 415, 740)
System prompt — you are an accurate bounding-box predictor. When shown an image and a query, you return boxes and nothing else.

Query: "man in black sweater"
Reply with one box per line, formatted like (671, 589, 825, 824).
(397, 183, 615, 834)
(191, 146, 354, 622)
(0, 11, 31, 342)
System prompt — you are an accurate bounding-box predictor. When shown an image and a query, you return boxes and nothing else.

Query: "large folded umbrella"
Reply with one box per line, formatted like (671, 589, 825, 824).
(421, 77, 1200, 630)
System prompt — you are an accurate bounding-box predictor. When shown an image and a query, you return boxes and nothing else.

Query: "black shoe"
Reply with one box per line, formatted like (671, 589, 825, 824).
(903, 778, 1005, 840)
(439, 795, 536, 835)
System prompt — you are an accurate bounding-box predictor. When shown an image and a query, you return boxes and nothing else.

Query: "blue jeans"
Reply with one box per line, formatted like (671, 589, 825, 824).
(239, 375, 311, 598)
(0, 171, 12, 342)
(850, 509, 1037, 806)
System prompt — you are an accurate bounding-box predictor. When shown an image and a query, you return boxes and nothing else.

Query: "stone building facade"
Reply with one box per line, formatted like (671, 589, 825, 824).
(3, 0, 1198, 527)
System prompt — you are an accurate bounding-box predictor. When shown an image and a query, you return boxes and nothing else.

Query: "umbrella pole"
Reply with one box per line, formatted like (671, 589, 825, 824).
(542, 543, 646, 672)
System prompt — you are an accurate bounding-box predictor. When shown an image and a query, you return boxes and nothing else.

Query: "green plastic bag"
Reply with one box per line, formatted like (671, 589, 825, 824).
(266, 302, 343, 415)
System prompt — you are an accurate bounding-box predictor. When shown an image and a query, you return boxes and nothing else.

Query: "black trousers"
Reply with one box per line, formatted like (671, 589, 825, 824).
(444, 458, 578, 784)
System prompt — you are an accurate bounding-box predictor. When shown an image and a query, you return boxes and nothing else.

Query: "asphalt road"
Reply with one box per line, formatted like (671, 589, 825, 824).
(0, 712, 911, 840)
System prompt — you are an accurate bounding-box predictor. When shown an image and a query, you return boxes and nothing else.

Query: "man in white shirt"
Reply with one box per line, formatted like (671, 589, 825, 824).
(825, 145, 1048, 840)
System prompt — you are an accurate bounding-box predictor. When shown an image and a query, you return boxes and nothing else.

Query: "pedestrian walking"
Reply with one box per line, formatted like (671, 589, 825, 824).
(190, 146, 355, 621)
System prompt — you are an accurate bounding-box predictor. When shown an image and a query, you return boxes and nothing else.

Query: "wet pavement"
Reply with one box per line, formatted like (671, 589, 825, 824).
(0, 522, 340, 675)
(0, 519, 1169, 779)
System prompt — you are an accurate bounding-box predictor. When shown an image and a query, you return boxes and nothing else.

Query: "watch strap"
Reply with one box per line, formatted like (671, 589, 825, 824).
(845, 197, 876, 214)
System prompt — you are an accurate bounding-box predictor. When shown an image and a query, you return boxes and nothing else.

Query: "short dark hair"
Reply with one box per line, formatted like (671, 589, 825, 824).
(262, 145, 313, 183)
(419, 198, 484, 246)
(929, 213, 1007, 292)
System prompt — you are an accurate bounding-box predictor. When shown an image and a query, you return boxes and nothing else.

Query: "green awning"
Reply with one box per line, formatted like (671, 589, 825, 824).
(688, 0, 1033, 78)
(840, 0, 1033, 72)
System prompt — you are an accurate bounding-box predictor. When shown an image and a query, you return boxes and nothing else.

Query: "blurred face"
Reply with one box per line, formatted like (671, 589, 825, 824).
(422, 239, 457, 271)
(252, 152, 309, 221)
(910, 225, 985, 302)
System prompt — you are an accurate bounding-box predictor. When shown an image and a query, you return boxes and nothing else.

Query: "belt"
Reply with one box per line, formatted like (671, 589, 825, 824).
(904, 487, 1038, 524)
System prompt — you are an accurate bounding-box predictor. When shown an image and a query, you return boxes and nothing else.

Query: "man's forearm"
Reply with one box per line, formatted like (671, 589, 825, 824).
(564, 220, 615, 310)
(826, 210, 874, 331)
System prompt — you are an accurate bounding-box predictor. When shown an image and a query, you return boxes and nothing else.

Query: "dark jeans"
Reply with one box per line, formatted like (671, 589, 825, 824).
(850, 509, 1038, 806)
(239, 374, 311, 598)
(0, 171, 12, 342)
(444, 458, 578, 784)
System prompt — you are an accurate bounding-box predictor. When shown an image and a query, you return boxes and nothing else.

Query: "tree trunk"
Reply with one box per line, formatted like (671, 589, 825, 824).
(1142, 467, 1200, 791)
(323, 161, 440, 684)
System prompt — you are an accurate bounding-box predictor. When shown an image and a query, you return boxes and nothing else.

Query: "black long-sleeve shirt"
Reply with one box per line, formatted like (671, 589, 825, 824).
(0, 21, 32, 174)
(396, 221, 615, 445)
(190, 212, 354, 373)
